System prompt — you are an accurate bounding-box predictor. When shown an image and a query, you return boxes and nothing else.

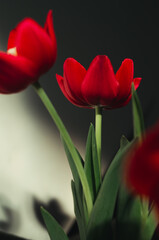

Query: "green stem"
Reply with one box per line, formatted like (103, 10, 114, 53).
(32, 82, 93, 215)
(95, 106, 103, 174)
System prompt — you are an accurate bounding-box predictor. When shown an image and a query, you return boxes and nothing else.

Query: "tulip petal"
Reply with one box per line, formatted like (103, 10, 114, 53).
(56, 74, 88, 107)
(63, 58, 87, 104)
(110, 77, 142, 109)
(44, 10, 57, 64)
(115, 58, 134, 100)
(0, 52, 38, 93)
(7, 29, 17, 49)
(134, 77, 142, 90)
(57, 56, 141, 109)
(7, 13, 56, 74)
(44, 10, 57, 45)
(82, 55, 119, 106)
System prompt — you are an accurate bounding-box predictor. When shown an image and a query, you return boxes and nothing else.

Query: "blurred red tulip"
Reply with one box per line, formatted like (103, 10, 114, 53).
(124, 122, 159, 212)
(0, 10, 57, 93)
(56, 55, 141, 108)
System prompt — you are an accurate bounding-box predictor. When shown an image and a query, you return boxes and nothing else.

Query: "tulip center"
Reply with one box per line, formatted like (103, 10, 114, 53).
(7, 47, 18, 56)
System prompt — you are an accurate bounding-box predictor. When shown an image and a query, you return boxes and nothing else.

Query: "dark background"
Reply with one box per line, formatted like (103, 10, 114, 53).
(0, 0, 159, 239)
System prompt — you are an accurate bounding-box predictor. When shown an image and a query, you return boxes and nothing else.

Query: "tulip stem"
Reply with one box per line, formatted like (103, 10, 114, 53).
(32, 81, 93, 216)
(95, 106, 102, 176)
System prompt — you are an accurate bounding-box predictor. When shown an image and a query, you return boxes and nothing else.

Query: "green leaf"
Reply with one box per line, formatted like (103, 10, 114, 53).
(62, 136, 89, 237)
(41, 207, 69, 240)
(140, 209, 157, 240)
(71, 180, 87, 240)
(84, 124, 101, 202)
(84, 124, 94, 200)
(62, 137, 83, 185)
(117, 136, 141, 239)
(62, 137, 89, 224)
(132, 83, 145, 138)
(117, 198, 156, 240)
(33, 82, 93, 215)
(86, 142, 131, 240)
(91, 124, 101, 195)
(120, 135, 129, 149)
(117, 136, 142, 239)
(117, 185, 135, 220)
(116, 185, 143, 240)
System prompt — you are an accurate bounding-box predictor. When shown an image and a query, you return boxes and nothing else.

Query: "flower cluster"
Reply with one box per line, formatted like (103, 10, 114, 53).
(0, 10, 141, 110)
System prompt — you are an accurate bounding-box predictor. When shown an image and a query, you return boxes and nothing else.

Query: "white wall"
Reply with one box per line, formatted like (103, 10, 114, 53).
(0, 88, 75, 240)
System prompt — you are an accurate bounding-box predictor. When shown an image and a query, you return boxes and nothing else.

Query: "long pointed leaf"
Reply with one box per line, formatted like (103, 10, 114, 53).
(140, 210, 157, 240)
(62, 137, 83, 185)
(120, 135, 129, 149)
(84, 124, 101, 202)
(91, 125, 101, 196)
(117, 135, 143, 240)
(84, 124, 94, 200)
(116, 185, 143, 240)
(117, 197, 156, 240)
(71, 181, 86, 240)
(132, 83, 145, 138)
(62, 137, 89, 224)
(41, 207, 69, 240)
(33, 82, 93, 215)
(86, 142, 131, 240)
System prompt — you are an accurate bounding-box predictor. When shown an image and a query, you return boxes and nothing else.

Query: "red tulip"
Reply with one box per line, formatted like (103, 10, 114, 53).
(56, 55, 141, 109)
(0, 10, 57, 93)
(124, 122, 159, 213)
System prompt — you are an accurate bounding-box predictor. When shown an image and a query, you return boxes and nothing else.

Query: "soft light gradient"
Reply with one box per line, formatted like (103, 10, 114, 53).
(0, 88, 75, 239)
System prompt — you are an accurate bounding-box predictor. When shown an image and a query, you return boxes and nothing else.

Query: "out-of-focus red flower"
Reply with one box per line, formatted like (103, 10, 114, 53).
(124, 122, 159, 212)
(0, 10, 57, 93)
(56, 55, 141, 109)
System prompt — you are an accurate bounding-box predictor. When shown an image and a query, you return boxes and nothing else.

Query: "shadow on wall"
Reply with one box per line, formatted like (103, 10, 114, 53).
(0, 195, 20, 232)
(33, 198, 70, 229)
(0, 194, 76, 239)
